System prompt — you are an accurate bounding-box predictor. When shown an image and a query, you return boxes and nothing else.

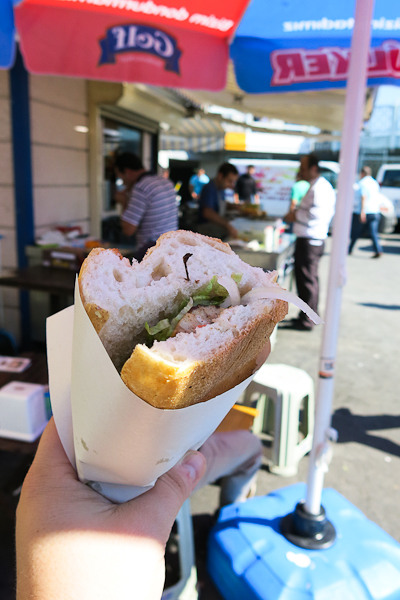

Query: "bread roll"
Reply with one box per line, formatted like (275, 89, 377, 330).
(79, 231, 288, 409)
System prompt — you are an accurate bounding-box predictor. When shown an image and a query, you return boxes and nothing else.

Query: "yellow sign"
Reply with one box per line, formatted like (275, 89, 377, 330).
(224, 132, 246, 151)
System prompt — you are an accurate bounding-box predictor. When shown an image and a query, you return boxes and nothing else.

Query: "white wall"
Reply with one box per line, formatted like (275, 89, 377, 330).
(0, 73, 90, 343)
(30, 75, 90, 238)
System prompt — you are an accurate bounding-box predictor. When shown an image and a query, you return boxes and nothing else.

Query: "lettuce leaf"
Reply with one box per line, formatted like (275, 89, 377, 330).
(192, 276, 229, 306)
(145, 298, 194, 344)
(144, 319, 170, 338)
(144, 274, 242, 345)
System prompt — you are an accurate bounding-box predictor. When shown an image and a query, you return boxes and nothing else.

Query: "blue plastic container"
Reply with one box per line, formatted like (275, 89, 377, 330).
(208, 483, 400, 600)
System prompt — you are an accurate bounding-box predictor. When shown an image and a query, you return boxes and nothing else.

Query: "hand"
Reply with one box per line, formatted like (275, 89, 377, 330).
(254, 339, 272, 372)
(284, 210, 296, 223)
(227, 224, 239, 239)
(360, 211, 367, 224)
(114, 190, 129, 210)
(16, 419, 206, 600)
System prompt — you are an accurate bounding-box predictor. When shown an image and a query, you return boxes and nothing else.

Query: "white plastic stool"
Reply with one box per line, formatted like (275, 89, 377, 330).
(244, 364, 314, 476)
(162, 499, 198, 600)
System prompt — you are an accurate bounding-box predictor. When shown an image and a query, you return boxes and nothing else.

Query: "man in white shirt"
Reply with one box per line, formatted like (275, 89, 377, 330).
(349, 166, 383, 258)
(285, 153, 336, 331)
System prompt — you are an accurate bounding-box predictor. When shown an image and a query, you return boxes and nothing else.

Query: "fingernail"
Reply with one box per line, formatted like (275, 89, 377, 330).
(180, 451, 205, 483)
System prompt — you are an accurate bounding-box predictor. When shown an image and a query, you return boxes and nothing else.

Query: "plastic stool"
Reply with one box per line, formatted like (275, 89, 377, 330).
(162, 499, 198, 600)
(244, 364, 314, 476)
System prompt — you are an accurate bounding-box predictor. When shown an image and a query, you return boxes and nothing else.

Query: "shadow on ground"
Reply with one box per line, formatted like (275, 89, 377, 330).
(358, 303, 400, 310)
(359, 243, 400, 255)
(332, 408, 400, 458)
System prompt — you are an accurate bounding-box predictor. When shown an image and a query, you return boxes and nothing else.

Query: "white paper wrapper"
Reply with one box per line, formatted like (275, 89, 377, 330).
(46, 280, 256, 503)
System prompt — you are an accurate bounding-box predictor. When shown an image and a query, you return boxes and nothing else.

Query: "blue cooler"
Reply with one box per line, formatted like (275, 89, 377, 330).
(208, 483, 400, 600)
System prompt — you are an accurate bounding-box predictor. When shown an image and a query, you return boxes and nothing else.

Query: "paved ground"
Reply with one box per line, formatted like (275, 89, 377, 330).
(191, 232, 400, 598)
(0, 233, 399, 600)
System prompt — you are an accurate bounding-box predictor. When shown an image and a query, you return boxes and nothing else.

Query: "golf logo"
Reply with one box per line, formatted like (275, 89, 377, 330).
(99, 24, 182, 73)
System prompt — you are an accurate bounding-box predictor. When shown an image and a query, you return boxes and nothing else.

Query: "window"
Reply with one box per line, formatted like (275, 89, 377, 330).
(320, 168, 338, 190)
(382, 169, 400, 188)
(102, 117, 143, 215)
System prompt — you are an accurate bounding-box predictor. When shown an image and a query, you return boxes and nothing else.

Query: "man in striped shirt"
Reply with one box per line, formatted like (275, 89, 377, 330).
(115, 153, 178, 261)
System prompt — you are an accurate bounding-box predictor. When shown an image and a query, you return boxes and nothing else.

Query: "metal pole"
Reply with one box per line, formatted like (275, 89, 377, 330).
(10, 46, 34, 349)
(305, 0, 376, 515)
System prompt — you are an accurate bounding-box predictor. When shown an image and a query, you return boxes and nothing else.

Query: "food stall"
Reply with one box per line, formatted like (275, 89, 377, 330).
(228, 216, 296, 289)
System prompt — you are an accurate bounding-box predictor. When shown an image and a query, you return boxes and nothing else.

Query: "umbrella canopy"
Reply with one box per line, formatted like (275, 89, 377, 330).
(10, 0, 249, 90)
(2, 0, 400, 96)
(1, 0, 398, 134)
(0, 0, 16, 69)
(232, 0, 400, 93)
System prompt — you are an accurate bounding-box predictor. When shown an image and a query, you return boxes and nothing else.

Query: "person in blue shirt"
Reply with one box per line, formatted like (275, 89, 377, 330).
(197, 163, 239, 240)
(189, 168, 209, 199)
(349, 166, 383, 258)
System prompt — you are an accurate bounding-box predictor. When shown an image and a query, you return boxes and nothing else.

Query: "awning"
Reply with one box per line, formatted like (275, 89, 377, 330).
(160, 135, 224, 152)
(159, 116, 224, 152)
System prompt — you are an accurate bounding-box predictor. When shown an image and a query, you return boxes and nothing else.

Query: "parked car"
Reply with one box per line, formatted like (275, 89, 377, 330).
(329, 176, 397, 235)
(377, 192, 398, 234)
(376, 164, 400, 220)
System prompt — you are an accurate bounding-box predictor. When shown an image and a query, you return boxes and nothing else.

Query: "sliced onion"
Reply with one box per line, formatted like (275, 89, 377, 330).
(240, 287, 323, 325)
(218, 275, 240, 309)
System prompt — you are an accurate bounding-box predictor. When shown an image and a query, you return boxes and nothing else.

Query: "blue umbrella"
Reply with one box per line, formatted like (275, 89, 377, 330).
(0, 0, 16, 69)
(232, 0, 400, 93)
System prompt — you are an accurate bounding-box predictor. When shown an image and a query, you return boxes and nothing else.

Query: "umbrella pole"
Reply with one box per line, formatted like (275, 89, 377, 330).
(281, 0, 376, 549)
(305, 0, 375, 517)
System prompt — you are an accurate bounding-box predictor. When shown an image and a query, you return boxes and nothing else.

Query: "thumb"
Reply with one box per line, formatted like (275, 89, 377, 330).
(132, 451, 206, 543)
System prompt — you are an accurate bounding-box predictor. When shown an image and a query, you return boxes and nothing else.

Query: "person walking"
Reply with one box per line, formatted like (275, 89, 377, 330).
(349, 166, 383, 258)
(115, 152, 178, 261)
(284, 153, 336, 331)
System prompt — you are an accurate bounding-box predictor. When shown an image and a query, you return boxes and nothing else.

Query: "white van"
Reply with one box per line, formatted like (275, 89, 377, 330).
(376, 164, 400, 218)
(229, 159, 340, 217)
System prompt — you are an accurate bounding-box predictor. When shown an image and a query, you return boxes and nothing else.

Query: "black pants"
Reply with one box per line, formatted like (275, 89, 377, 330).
(294, 237, 325, 327)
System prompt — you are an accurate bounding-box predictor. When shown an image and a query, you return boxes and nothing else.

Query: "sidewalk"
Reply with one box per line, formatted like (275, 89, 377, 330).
(191, 232, 400, 597)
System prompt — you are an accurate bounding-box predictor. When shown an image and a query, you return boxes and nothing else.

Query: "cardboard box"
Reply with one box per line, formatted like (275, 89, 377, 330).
(0, 381, 48, 441)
